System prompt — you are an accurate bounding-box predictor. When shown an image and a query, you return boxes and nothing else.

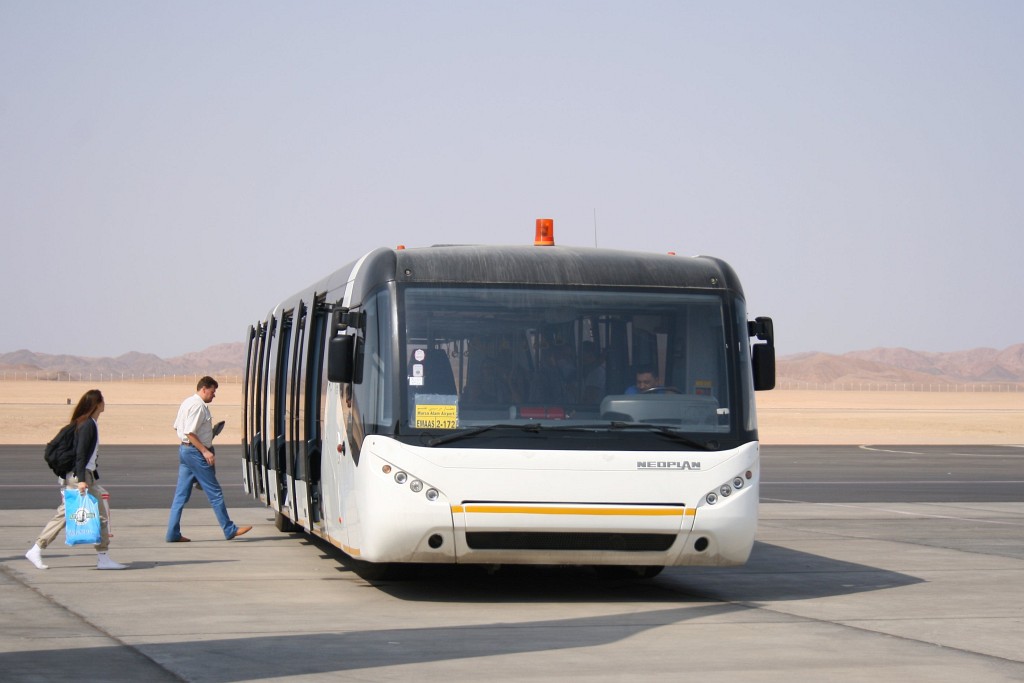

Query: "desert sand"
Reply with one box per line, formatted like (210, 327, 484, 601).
(0, 380, 244, 446)
(1, 380, 1022, 445)
(756, 389, 1024, 445)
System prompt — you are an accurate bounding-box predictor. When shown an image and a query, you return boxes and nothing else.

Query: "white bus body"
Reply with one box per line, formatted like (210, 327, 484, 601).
(242, 227, 774, 574)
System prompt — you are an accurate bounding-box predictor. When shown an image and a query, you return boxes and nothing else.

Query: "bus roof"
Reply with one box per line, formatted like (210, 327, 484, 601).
(273, 244, 746, 317)
(356, 244, 743, 296)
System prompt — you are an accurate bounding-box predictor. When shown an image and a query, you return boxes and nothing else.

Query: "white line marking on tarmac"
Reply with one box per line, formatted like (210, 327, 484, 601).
(859, 446, 924, 455)
(765, 480, 1024, 485)
(857, 444, 1024, 458)
(0, 484, 176, 488)
(762, 499, 1024, 525)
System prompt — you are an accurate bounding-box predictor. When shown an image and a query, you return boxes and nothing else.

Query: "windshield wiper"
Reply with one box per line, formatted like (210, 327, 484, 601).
(425, 423, 544, 447)
(607, 422, 718, 451)
(425, 421, 717, 450)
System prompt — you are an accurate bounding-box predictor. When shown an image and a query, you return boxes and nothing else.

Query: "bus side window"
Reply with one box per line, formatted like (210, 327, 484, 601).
(348, 288, 394, 451)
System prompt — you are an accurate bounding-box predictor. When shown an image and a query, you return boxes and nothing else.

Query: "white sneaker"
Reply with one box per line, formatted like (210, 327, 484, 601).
(25, 544, 48, 570)
(96, 552, 126, 570)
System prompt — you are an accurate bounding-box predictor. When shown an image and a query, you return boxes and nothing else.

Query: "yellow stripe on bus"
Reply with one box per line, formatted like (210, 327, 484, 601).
(453, 505, 687, 516)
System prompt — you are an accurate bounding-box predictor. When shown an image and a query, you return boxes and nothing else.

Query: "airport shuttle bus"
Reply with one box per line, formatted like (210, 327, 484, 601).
(242, 221, 775, 576)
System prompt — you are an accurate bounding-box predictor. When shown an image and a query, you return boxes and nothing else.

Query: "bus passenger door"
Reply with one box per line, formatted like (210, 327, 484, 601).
(277, 311, 296, 516)
(337, 288, 393, 553)
(267, 313, 292, 512)
(286, 301, 308, 527)
(320, 380, 349, 550)
(241, 324, 258, 495)
(301, 295, 329, 527)
(254, 319, 274, 505)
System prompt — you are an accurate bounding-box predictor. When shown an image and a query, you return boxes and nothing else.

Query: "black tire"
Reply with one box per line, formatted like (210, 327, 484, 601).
(349, 560, 411, 582)
(274, 510, 298, 532)
(594, 565, 664, 580)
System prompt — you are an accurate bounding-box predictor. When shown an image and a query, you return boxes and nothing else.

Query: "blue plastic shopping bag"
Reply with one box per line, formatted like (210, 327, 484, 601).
(65, 490, 101, 546)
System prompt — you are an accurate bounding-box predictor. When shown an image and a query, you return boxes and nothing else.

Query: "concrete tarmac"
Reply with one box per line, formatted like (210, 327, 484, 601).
(5, 445, 1024, 508)
(3, 502, 1024, 682)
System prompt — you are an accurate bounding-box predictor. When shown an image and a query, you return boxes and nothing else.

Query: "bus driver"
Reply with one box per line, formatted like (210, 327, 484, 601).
(625, 366, 663, 394)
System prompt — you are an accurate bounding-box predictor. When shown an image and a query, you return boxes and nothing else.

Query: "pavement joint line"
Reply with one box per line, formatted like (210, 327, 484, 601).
(668, 575, 1024, 668)
(0, 563, 187, 681)
(764, 480, 1024, 484)
(772, 500, 1024, 526)
(0, 484, 178, 489)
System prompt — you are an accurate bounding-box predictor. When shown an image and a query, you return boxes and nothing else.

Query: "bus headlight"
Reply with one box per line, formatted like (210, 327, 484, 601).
(705, 470, 753, 506)
(387, 465, 441, 500)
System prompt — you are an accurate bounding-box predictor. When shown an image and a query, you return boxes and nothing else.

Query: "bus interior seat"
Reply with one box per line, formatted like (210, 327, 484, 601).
(419, 348, 457, 396)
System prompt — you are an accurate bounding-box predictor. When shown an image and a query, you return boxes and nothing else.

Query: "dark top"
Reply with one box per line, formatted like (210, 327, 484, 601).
(73, 419, 98, 482)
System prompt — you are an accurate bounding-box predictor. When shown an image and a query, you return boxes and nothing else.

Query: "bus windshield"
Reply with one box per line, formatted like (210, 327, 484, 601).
(401, 286, 740, 442)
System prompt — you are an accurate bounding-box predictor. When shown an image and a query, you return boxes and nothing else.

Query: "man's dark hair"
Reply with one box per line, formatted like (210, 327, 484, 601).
(197, 376, 219, 391)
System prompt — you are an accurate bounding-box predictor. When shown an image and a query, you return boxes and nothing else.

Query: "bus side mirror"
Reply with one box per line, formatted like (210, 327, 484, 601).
(752, 343, 775, 391)
(748, 316, 775, 391)
(327, 335, 354, 384)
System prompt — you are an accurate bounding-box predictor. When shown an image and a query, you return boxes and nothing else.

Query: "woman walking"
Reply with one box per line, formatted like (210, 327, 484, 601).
(25, 389, 126, 570)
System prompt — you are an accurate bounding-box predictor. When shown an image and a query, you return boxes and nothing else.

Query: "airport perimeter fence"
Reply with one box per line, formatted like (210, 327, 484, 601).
(777, 381, 1023, 392)
(0, 372, 243, 384)
(1, 374, 1021, 392)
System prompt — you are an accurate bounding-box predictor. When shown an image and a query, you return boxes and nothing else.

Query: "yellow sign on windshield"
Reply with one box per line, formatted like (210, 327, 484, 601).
(415, 404, 458, 430)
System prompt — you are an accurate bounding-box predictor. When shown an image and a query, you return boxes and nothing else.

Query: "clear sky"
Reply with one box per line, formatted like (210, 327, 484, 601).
(2, 1, 1022, 359)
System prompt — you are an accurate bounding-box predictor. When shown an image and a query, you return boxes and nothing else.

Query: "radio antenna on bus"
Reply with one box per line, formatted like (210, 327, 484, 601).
(593, 208, 598, 247)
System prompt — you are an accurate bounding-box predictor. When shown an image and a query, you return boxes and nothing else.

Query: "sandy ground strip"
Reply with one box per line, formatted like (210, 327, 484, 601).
(1, 380, 1022, 445)
(757, 389, 1024, 445)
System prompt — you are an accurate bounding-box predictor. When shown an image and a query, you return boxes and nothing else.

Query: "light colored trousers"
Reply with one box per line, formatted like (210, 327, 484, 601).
(35, 470, 110, 552)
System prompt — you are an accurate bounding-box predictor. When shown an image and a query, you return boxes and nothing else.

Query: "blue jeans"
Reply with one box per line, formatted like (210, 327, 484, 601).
(166, 445, 238, 541)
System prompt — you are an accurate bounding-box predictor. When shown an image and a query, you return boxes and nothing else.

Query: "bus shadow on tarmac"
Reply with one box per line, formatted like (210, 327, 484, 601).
(4, 603, 750, 682)
(304, 535, 924, 605)
(0, 539, 925, 683)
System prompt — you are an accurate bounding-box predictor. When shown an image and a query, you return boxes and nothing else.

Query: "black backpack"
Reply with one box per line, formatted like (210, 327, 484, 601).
(43, 423, 77, 478)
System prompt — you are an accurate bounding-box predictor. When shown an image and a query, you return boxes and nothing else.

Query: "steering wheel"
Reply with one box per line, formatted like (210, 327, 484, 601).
(643, 386, 681, 394)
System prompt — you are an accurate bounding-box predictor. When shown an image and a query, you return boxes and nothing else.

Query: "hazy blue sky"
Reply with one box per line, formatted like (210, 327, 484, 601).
(2, 1, 1021, 359)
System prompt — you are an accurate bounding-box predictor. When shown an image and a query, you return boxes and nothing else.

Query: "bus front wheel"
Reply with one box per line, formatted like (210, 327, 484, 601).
(594, 565, 664, 580)
(274, 510, 298, 533)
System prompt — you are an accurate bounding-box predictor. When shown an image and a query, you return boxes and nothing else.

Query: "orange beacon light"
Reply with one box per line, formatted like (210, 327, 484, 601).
(534, 218, 555, 246)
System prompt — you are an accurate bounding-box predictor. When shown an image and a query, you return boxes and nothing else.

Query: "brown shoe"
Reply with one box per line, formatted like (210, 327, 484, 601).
(229, 526, 252, 540)
(169, 536, 191, 543)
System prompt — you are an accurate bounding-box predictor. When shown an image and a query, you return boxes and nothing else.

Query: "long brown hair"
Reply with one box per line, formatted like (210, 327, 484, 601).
(71, 389, 104, 425)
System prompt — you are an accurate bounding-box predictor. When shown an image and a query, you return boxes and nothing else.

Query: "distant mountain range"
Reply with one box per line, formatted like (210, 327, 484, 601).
(778, 344, 1024, 387)
(2, 342, 1023, 387)
(0, 343, 247, 379)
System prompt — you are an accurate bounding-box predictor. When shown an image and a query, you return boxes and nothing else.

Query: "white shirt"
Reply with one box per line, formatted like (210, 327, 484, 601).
(173, 393, 213, 447)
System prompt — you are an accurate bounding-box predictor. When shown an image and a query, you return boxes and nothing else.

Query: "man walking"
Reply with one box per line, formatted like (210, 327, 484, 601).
(166, 376, 251, 542)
